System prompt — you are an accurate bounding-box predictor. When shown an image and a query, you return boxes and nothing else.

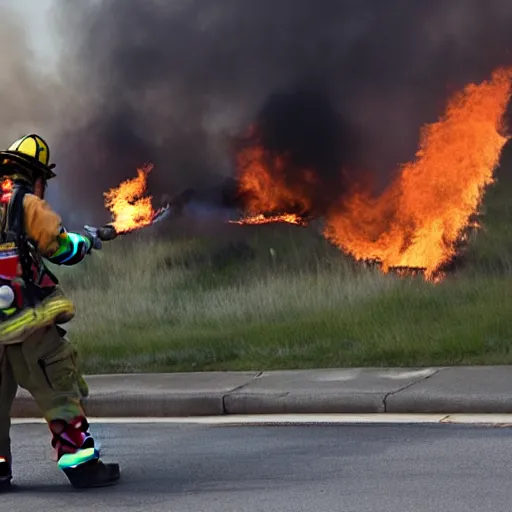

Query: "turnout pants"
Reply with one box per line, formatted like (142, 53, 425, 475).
(0, 325, 91, 464)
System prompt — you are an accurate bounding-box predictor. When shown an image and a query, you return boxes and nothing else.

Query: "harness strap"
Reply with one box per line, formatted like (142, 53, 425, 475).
(6, 185, 35, 305)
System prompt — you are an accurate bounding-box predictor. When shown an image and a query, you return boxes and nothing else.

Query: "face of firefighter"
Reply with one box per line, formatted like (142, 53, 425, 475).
(34, 177, 47, 199)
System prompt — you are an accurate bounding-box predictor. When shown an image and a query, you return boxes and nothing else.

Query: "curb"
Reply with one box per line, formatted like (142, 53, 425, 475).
(11, 366, 512, 417)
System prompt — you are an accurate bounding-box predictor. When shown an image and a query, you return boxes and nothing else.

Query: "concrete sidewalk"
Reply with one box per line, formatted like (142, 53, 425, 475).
(10, 366, 512, 417)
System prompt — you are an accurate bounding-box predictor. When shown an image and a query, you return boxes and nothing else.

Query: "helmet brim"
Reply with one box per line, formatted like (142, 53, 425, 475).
(0, 151, 56, 180)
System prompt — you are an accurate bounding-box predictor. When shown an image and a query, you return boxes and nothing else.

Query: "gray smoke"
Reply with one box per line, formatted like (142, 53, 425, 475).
(0, 6, 63, 157)
(35, 0, 512, 222)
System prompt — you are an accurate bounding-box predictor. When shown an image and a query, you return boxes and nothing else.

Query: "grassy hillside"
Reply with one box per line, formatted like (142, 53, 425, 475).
(53, 146, 512, 374)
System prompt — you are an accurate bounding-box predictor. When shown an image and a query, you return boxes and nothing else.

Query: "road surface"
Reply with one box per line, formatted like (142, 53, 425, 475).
(4, 420, 512, 511)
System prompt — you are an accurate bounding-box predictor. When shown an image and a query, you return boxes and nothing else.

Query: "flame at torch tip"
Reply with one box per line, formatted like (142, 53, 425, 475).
(104, 163, 156, 233)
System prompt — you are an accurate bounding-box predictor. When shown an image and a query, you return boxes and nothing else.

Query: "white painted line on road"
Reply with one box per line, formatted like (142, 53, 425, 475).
(440, 414, 512, 425)
(11, 414, 512, 426)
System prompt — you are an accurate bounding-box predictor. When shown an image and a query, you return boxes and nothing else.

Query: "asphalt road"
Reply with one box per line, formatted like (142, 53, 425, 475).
(3, 421, 512, 511)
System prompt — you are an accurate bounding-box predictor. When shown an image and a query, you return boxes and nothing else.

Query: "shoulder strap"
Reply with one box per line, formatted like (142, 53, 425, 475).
(6, 186, 36, 303)
(6, 185, 28, 236)
(0, 202, 7, 240)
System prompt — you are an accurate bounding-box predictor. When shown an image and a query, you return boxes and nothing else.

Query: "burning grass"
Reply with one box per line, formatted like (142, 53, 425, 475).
(234, 68, 512, 280)
(50, 165, 512, 373)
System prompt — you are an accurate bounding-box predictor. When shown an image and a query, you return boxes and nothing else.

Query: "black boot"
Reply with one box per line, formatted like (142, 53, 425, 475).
(0, 458, 12, 491)
(62, 459, 120, 489)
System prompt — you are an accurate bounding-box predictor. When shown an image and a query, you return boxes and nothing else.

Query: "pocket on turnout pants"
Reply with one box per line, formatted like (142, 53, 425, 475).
(38, 342, 89, 398)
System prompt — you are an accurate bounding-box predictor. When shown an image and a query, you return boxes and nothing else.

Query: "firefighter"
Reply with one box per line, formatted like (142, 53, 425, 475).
(0, 134, 120, 489)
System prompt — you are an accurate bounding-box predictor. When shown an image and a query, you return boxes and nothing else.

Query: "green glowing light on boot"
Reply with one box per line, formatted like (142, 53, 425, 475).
(58, 448, 99, 470)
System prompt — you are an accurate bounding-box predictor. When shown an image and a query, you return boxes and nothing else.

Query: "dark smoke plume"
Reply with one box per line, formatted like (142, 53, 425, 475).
(51, 0, 512, 223)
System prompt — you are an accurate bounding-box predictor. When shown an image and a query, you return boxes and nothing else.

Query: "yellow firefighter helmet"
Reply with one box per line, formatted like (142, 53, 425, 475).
(0, 134, 56, 180)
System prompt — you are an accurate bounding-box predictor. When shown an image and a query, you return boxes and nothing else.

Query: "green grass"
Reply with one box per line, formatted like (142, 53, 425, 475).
(52, 157, 512, 374)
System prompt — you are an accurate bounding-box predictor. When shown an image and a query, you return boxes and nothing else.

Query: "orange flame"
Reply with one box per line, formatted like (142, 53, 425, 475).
(104, 163, 155, 233)
(325, 67, 512, 278)
(230, 213, 307, 226)
(0, 178, 13, 204)
(1, 179, 13, 193)
(237, 144, 313, 216)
